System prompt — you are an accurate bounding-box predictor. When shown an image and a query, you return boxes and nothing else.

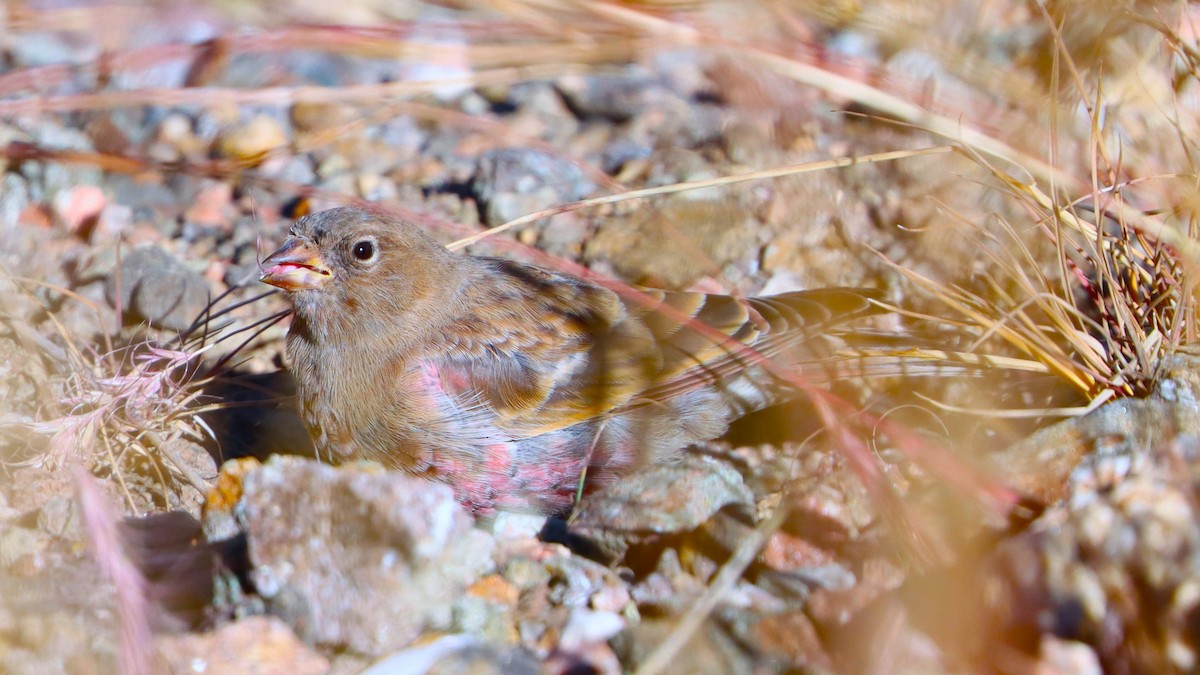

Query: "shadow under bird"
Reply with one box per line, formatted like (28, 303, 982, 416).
(260, 206, 882, 516)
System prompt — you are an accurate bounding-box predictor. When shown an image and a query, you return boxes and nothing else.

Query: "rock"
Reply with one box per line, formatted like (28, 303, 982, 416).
(559, 608, 624, 650)
(240, 456, 495, 655)
(483, 511, 547, 541)
(154, 616, 328, 675)
(723, 608, 834, 672)
(362, 635, 539, 675)
(373, 115, 426, 158)
(455, 576, 521, 645)
(315, 152, 352, 180)
(472, 148, 595, 226)
(760, 529, 837, 573)
(269, 155, 317, 186)
(203, 457, 262, 542)
(23, 124, 103, 198)
(1036, 637, 1103, 675)
(93, 202, 132, 242)
(0, 527, 41, 570)
(427, 643, 541, 675)
(182, 180, 233, 229)
(542, 550, 633, 612)
(217, 115, 289, 163)
(981, 431, 1200, 672)
(989, 384, 1200, 504)
(35, 496, 76, 539)
(501, 556, 552, 594)
(806, 557, 903, 627)
(1154, 353, 1200, 408)
(51, 185, 106, 236)
(569, 452, 755, 560)
(501, 82, 581, 146)
(155, 113, 206, 160)
(613, 617, 755, 675)
(583, 196, 760, 288)
(652, 49, 714, 100)
(627, 547, 706, 615)
(106, 174, 179, 234)
(629, 90, 724, 151)
(357, 173, 400, 202)
(0, 337, 42, 431)
(600, 137, 653, 175)
(290, 101, 354, 134)
(0, 608, 111, 674)
(105, 245, 212, 332)
(545, 608, 624, 674)
(0, 174, 31, 236)
(557, 72, 658, 122)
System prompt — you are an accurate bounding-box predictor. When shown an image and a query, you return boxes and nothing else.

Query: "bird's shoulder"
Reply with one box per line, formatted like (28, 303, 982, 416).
(440, 257, 628, 357)
(411, 258, 631, 426)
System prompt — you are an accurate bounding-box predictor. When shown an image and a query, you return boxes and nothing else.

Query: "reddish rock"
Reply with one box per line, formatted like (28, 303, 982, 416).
(761, 530, 835, 572)
(154, 616, 328, 675)
(53, 185, 106, 236)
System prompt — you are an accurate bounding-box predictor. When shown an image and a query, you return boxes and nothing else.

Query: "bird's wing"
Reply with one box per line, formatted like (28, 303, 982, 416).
(432, 259, 882, 436)
(430, 259, 653, 434)
(629, 287, 884, 404)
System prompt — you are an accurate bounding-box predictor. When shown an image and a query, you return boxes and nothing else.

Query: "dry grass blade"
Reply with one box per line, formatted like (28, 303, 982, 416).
(73, 466, 153, 675)
(878, 251, 1103, 398)
(914, 390, 1113, 419)
(882, 85, 1197, 410)
(633, 505, 790, 675)
(448, 146, 954, 249)
(554, 0, 1077, 188)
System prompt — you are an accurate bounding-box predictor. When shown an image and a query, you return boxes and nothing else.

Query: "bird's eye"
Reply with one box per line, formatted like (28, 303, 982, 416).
(352, 239, 376, 261)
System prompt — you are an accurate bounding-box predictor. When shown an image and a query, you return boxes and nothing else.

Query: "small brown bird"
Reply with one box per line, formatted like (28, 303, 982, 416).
(261, 207, 880, 516)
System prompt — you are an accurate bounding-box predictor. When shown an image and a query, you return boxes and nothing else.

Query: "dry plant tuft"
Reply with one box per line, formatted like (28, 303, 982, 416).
(883, 17, 1199, 416)
(6, 275, 288, 511)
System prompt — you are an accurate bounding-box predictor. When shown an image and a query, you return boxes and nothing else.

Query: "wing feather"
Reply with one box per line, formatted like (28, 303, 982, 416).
(431, 257, 882, 436)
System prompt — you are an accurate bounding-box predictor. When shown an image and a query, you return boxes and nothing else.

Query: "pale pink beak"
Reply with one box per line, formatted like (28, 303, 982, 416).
(260, 238, 333, 291)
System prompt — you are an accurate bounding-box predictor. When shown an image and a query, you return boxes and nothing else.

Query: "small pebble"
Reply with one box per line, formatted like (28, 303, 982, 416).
(51, 185, 106, 235)
(217, 115, 289, 163)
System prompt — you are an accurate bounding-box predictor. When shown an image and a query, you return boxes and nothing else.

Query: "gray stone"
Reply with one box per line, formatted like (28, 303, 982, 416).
(105, 245, 212, 332)
(583, 196, 760, 288)
(36, 496, 76, 538)
(0, 527, 41, 569)
(557, 72, 659, 122)
(473, 148, 595, 226)
(0, 173, 31, 238)
(241, 457, 495, 656)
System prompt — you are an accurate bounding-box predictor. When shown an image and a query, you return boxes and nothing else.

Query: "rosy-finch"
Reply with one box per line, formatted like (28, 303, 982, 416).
(261, 207, 880, 516)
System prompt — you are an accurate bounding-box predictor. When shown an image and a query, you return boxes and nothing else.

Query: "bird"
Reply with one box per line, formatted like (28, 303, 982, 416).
(260, 206, 883, 516)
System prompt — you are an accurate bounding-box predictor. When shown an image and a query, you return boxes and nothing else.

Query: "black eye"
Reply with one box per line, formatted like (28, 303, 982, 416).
(352, 240, 375, 261)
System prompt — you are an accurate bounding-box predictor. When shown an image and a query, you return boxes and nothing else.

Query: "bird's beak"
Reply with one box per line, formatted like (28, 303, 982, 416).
(260, 238, 333, 291)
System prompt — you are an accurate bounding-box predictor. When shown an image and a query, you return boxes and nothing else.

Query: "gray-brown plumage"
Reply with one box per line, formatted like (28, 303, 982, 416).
(261, 207, 881, 515)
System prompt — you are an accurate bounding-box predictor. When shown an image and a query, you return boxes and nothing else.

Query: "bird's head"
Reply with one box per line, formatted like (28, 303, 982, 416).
(261, 207, 466, 337)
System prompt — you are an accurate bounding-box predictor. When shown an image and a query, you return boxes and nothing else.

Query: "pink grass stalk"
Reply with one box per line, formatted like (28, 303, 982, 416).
(73, 465, 153, 675)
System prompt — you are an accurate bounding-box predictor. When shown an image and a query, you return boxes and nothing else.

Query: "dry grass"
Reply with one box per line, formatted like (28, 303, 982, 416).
(877, 13, 1199, 416)
(3, 275, 288, 510)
